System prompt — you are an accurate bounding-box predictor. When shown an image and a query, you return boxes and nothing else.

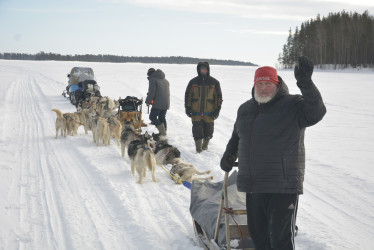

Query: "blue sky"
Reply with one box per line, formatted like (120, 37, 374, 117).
(1, 0, 373, 66)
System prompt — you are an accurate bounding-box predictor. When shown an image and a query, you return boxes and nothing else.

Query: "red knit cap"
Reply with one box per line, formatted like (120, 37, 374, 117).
(254, 66, 279, 85)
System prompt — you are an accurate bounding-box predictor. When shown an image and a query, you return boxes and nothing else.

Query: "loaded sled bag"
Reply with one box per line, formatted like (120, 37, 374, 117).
(119, 96, 143, 111)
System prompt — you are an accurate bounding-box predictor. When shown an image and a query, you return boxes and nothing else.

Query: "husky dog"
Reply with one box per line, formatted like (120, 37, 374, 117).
(170, 159, 213, 183)
(88, 113, 99, 144)
(75, 109, 89, 134)
(51, 109, 67, 138)
(63, 112, 81, 136)
(128, 132, 157, 184)
(79, 108, 97, 134)
(113, 99, 120, 109)
(107, 116, 122, 146)
(97, 96, 117, 118)
(79, 96, 100, 111)
(152, 132, 167, 143)
(95, 117, 110, 146)
(120, 120, 137, 157)
(153, 138, 182, 165)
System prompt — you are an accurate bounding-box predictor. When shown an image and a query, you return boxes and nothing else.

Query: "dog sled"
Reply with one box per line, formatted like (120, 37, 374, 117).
(62, 67, 101, 106)
(190, 169, 255, 250)
(117, 96, 147, 133)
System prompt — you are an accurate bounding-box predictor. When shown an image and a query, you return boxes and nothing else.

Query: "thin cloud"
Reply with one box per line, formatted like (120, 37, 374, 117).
(4, 7, 98, 13)
(231, 29, 289, 35)
(103, 0, 374, 21)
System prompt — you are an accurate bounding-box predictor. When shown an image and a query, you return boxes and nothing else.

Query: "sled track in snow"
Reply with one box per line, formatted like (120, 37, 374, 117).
(5, 75, 134, 249)
(2, 73, 200, 249)
(5, 76, 69, 249)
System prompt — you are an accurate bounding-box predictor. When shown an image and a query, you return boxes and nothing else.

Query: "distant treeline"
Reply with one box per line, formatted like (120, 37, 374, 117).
(278, 10, 374, 69)
(0, 52, 256, 66)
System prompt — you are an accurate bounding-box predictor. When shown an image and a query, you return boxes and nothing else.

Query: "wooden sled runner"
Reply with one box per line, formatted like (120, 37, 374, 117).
(191, 168, 255, 250)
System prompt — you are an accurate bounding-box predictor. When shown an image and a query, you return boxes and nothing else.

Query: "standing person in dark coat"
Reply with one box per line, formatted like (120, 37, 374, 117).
(145, 68, 170, 136)
(220, 56, 326, 250)
(184, 62, 222, 153)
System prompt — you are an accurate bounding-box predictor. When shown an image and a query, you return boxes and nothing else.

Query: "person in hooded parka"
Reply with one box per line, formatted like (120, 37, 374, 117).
(184, 62, 222, 153)
(145, 68, 170, 136)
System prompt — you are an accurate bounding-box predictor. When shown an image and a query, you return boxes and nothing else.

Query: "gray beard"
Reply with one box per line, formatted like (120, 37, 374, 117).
(254, 90, 277, 104)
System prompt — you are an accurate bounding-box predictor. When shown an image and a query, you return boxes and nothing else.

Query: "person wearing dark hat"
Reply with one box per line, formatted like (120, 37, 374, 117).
(184, 62, 222, 153)
(220, 56, 326, 249)
(145, 68, 170, 136)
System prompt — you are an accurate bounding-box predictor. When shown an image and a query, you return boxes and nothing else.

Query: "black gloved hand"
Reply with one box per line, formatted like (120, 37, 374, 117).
(185, 107, 192, 117)
(220, 154, 236, 172)
(294, 56, 314, 87)
(212, 108, 220, 120)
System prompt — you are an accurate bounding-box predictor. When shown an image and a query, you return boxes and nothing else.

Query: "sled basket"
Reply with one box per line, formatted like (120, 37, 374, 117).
(190, 170, 254, 250)
(117, 96, 147, 133)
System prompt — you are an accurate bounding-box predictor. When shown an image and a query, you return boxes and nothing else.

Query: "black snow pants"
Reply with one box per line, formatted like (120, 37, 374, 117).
(246, 193, 299, 250)
(192, 120, 214, 140)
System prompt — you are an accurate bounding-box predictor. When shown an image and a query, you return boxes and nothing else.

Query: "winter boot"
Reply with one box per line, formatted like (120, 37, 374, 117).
(202, 139, 210, 151)
(195, 139, 203, 153)
(156, 123, 167, 136)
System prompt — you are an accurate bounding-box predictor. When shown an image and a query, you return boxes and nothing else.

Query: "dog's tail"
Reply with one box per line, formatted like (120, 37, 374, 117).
(52, 109, 64, 119)
(195, 170, 211, 176)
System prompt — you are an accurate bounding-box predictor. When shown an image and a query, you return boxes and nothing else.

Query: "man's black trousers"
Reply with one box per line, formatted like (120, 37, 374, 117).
(149, 108, 167, 129)
(246, 193, 299, 250)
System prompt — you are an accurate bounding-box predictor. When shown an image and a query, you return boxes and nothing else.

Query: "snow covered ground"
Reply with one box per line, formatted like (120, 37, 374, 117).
(0, 60, 373, 250)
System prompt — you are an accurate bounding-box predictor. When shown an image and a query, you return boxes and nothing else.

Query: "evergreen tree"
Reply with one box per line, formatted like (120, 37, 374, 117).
(278, 10, 374, 68)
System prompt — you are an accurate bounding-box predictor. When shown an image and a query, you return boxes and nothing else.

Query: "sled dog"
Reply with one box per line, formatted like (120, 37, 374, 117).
(95, 117, 110, 146)
(127, 132, 157, 184)
(152, 132, 167, 143)
(107, 116, 122, 146)
(97, 96, 116, 118)
(170, 159, 213, 183)
(51, 109, 67, 138)
(75, 109, 90, 134)
(120, 120, 137, 157)
(79, 107, 97, 134)
(88, 112, 99, 144)
(63, 112, 81, 136)
(153, 138, 182, 165)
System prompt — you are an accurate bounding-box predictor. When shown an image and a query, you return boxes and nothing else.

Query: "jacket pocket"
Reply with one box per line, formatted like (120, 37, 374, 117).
(191, 98, 200, 112)
(205, 99, 215, 112)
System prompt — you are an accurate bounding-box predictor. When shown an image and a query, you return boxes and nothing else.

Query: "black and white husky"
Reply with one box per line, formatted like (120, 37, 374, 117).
(121, 120, 137, 157)
(153, 139, 182, 165)
(127, 132, 157, 184)
(153, 136, 213, 183)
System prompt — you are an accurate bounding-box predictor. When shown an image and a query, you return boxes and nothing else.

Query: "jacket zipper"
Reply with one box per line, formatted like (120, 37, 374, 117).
(249, 104, 262, 192)
(201, 79, 206, 116)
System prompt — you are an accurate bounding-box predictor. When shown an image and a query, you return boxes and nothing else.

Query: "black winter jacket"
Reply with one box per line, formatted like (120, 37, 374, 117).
(145, 69, 170, 110)
(223, 77, 326, 194)
(184, 62, 222, 116)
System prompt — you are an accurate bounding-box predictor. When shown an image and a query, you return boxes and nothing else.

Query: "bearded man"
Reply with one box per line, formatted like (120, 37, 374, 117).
(220, 56, 326, 250)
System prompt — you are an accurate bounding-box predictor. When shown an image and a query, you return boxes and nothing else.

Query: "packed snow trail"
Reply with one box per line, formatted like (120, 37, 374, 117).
(0, 63, 201, 250)
(0, 60, 374, 249)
